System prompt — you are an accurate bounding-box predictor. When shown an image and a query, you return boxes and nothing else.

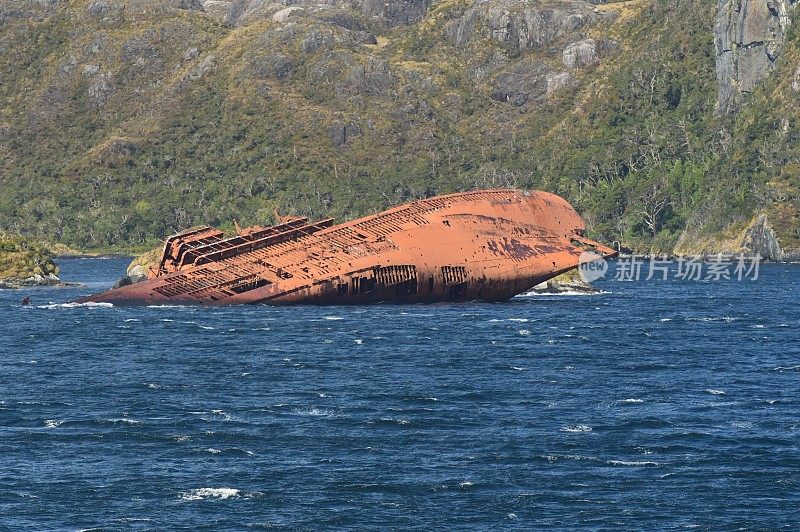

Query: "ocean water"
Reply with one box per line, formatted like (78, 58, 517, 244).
(1, 257, 799, 529)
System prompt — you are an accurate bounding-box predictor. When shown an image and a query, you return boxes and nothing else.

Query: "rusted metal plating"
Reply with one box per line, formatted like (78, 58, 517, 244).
(81, 189, 617, 306)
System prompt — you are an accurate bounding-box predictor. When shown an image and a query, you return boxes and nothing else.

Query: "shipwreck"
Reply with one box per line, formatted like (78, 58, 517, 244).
(80, 189, 616, 306)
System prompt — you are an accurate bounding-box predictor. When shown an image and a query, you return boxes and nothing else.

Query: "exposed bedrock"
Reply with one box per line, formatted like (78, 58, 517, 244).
(715, 0, 797, 114)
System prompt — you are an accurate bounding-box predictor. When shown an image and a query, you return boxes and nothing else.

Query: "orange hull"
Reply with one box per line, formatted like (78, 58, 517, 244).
(80, 189, 616, 306)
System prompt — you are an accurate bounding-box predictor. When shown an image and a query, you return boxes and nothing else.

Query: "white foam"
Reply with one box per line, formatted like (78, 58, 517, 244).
(296, 407, 333, 417)
(518, 290, 610, 297)
(206, 448, 221, 454)
(459, 481, 474, 487)
(659, 318, 672, 322)
(108, 418, 142, 425)
(607, 460, 658, 466)
(324, 316, 343, 320)
(180, 488, 240, 501)
(511, 366, 526, 371)
(518, 329, 531, 336)
(620, 398, 644, 404)
(687, 316, 741, 322)
(560, 425, 592, 433)
(44, 419, 62, 428)
(508, 318, 529, 322)
(38, 301, 113, 309)
(380, 417, 410, 425)
(705, 389, 726, 395)
(354, 339, 363, 344)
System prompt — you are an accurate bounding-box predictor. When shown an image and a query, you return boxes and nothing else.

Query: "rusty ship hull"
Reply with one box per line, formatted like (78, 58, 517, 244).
(80, 189, 616, 306)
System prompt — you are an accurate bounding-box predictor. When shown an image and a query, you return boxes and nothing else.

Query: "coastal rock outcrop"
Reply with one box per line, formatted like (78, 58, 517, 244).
(0, 233, 64, 288)
(113, 247, 161, 288)
(741, 214, 784, 261)
(714, 0, 797, 114)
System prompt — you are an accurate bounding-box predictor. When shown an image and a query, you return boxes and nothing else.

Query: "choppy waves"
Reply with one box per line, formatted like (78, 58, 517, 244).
(2, 257, 799, 529)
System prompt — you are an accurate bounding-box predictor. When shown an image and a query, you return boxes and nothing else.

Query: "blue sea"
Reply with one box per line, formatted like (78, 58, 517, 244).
(1, 257, 799, 529)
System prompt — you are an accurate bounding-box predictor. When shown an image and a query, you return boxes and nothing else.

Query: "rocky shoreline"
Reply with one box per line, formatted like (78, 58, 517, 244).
(0, 273, 81, 290)
(0, 233, 82, 289)
(526, 270, 600, 295)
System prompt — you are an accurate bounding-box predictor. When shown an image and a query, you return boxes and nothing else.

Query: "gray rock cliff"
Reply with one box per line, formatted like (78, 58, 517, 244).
(715, 0, 797, 114)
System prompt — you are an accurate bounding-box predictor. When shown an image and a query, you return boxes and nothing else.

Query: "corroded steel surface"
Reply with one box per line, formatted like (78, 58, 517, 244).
(81, 189, 617, 306)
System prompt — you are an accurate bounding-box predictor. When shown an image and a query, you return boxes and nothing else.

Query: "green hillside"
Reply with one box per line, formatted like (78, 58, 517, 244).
(1, 0, 798, 256)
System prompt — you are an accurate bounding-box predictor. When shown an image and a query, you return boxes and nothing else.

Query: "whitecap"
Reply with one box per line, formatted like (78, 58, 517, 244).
(560, 425, 592, 433)
(620, 398, 644, 404)
(607, 460, 658, 466)
(124, 318, 140, 322)
(750, 324, 766, 329)
(511, 366, 526, 371)
(179, 488, 240, 501)
(324, 316, 343, 321)
(459, 481, 474, 487)
(296, 408, 333, 417)
(108, 418, 142, 425)
(705, 389, 726, 395)
(44, 419, 62, 428)
(380, 417, 410, 425)
(354, 339, 363, 345)
(205, 448, 221, 454)
(199, 325, 214, 330)
(508, 318, 529, 322)
(518, 329, 531, 336)
(659, 318, 672, 322)
(38, 301, 113, 309)
(210, 409, 232, 421)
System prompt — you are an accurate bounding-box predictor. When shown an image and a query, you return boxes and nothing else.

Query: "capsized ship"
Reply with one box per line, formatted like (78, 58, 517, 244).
(80, 189, 616, 306)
